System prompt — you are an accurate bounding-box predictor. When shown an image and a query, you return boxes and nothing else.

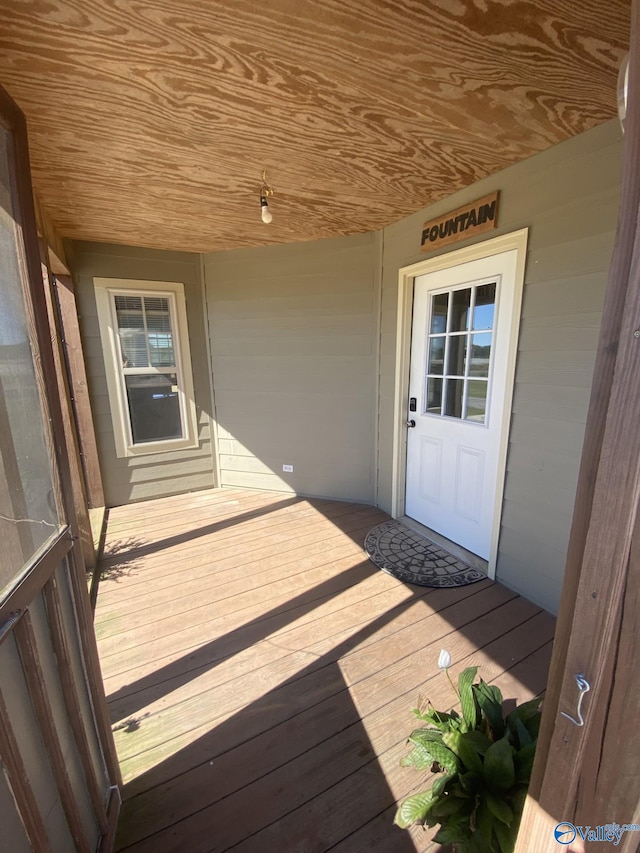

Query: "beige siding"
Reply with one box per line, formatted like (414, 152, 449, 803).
(72, 242, 215, 507)
(377, 119, 622, 613)
(203, 233, 379, 502)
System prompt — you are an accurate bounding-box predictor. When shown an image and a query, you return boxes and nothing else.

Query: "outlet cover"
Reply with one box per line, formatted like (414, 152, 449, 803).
(282, 464, 294, 473)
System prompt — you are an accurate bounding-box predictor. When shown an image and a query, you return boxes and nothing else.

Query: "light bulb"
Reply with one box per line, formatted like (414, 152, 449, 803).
(260, 196, 273, 224)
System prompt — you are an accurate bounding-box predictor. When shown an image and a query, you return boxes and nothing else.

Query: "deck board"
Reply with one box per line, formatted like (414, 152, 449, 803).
(94, 489, 555, 852)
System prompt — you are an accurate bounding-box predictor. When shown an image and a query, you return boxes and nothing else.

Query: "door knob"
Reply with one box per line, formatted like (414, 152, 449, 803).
(406, 419, 416, 428)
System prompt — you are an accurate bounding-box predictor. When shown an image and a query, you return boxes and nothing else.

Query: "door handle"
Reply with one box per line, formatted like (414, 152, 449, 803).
(406, 419, 416, 428)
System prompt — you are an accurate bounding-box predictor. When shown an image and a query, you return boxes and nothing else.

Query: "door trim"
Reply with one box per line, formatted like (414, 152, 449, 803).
(391, 228, 529, 578)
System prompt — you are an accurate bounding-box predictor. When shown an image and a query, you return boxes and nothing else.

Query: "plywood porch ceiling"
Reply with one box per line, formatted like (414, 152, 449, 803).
(0, 0, 630, 254)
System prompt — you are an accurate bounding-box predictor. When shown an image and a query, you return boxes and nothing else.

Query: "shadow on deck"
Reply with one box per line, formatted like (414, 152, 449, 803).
(94, 488, 556, 853)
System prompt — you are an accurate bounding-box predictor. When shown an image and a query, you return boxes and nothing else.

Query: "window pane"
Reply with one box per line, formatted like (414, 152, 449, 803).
(466, 380, 488, 422)
(430, 293, 448, 334)
(426, 378, 442, 414)
(450, 288, 471, 333)
(427, 337, 445, 375)
(125, 374, 183, 443)
(114, 296, 148, 367)
(446, 334, 467, 377)
(114, 295, 176, 369)
(444, 378, 464, 418)
(473, 282, 496, 331)
(144, 298, 175, 367)
(0, 125, 60, 600)
(469, 333, 492, 377)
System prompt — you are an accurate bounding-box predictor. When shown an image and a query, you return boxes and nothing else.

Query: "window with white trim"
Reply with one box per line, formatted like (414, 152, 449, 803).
(94, 279, 198, 458)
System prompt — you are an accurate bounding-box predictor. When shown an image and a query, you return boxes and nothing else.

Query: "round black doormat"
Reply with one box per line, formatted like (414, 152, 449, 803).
(364, 520, 486, 587)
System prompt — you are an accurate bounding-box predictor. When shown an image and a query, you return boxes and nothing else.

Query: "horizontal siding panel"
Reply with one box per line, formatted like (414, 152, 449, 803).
(75, 256, 197, 285)
(211, 354, 373, 387)
(219, 468, 371, 502)
(502, 470, 577, 516)
(208, 267, 374, 295)
(204, 234, 374, 277)
(217, 434, 367, 459)
(124, 472, 215, 504)
(496, 551, 564, 614)
(521, 273, 607, 318)
(514, 348, 597, 388)
(524, 232, 614, 285)
(506, 444, 582, 490)
(511, 383, 590, 424)
(525, 192, 620, 250)
(209, 293, 371, 319)
(124, 456, 215, 484)
(210, 313, 373, 337)
(509, 413, 587, 453)
(218, 444, 372, 477)
(517, 312, 602, 351)
(211, 333, 373, 358)
(73, 241, 198, 265)
(213, 393, 373, 427)
(219, 455, 281, 476)
(500, 502, 573, 556)
(219, 470, 297, 492)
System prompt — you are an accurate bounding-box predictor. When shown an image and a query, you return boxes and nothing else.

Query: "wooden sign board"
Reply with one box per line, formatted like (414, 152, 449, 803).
(420, 191, 499, 253)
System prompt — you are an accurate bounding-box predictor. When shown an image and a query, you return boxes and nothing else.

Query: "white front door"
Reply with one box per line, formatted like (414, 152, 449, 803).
(405, 249, 520, 560)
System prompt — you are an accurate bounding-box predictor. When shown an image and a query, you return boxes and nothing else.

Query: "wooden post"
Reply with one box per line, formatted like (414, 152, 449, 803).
(516, 3, 640, 849)
(40, 249, 96, 570)
(52, 274, 105, 510)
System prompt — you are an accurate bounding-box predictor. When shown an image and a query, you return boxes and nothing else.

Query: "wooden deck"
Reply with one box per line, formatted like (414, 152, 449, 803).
(94, 488, 556, 853)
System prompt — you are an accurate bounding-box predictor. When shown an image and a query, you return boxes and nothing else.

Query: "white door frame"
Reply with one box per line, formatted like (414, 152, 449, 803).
(391, 228, 529, 579)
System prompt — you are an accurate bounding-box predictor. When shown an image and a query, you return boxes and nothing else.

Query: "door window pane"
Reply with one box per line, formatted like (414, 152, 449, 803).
(472, 282, 496, 330)
(429, 293, 448, 334)
(427, 337, 445, 375)
(450, 288, 471, 332)
(445, 379, 464, 418)
(446, 335, 467, 377)
(0, 125, 60, 600)
(426, 378, 443, 415)
(465, 380, 489, 422)
(125, 374, 183, 443)
(469, 333, 492, 377)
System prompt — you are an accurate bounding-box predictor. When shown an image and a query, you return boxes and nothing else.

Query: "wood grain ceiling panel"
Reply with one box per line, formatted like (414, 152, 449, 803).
(0, 0, 630, 253)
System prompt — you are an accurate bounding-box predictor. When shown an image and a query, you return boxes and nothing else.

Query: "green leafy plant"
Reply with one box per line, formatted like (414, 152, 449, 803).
(394, 650, 542, 853)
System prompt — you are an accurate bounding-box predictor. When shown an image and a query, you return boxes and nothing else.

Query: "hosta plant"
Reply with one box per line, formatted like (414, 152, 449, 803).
(394, 651, 542, 853)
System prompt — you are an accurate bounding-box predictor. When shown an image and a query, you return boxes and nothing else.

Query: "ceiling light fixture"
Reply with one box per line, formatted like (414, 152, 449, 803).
(260, 170, 274, 224)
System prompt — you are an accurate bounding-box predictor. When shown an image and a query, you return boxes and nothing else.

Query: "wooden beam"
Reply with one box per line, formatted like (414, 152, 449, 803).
(0, 528, 71, 626)
(0, 683, 51, 853)
(53, 274, 105, 509)
(40, 251, 96, 569)
(516, 2, 640, 846)
(66, 544, 123, 789)
(14, 609, 92, 853)
(43, 576, 109, 834)
(33, 192, 69, 276)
